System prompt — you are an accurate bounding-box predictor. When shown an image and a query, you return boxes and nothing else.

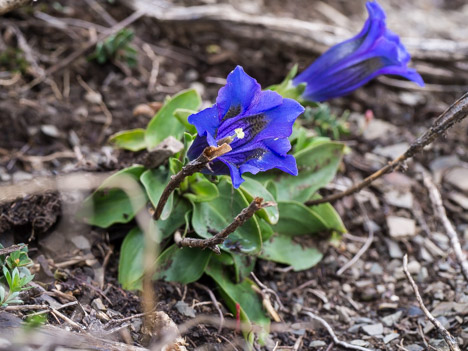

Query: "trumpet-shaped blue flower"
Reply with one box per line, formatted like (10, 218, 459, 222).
(187, 66, 304, 188)
(293, 0, 424, 102)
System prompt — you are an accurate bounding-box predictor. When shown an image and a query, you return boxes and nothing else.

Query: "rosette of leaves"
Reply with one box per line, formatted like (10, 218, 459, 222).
(80, 87, 347, 341)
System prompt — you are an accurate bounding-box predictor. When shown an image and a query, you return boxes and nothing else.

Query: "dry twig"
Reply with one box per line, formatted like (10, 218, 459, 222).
(174, 197, 273, 254)
(193, 282, 224, 333)
(336, 199, 374, 276)
(403, 255, 460, 351)
(0, 244, 27, 256)
(306, 92, 468, 206)
(421, 171, 468, 282)
(152, 144, 232, 220)
(303, 310, 372, 351)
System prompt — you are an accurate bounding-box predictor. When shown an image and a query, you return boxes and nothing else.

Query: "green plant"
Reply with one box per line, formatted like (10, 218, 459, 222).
(89, 28, 138, 67)
(303, 103, 350, 139)
(0, 244, 35, 307)
(0, 48, 29, 75)
(79, 85, 346, 342)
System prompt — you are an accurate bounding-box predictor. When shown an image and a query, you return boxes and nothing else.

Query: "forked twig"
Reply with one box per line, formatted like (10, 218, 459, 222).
(403, 255, 460, 351)
(306, 92, 468, 206)
(421, 171, 468, 282)
(174, 197, 273, 254)
(303, 310, 372, 351)
(152, 144, 232, 220)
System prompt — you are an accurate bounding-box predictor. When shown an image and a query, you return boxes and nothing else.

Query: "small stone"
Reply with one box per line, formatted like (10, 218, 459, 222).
(406, 344, 424, 351)
(449, 192, 468, 210)
(399, 92, 425, 106)
(362, 323, 383, 336)
(350, 340, 369, 347)
(309, 340, 326, 348)
(174, 301, 196, 318)
(384, 190, 413, 209)
(385, 239, 404, 259)
(369, 263, 383, 275)
(387, 216, 416, 238)
(374, 143, 409, 159)
(85, 91, 102, 104)
(0, 338, 12, 348)
(363, 119, 398, 141)
(383, 333, 400, 344)
(41, 124, 61, 138)
(70, 235, 91, 250)
(418, 267, 429, 282)
(429, 155, 460, 183)
(395, 260, 421, 279)
(131, 318, 143, 333)
(445, 167, 468, 192)
(348, 324, 364, 333)
(407, 306, 424, 317)
(381, 311, 402, 327)
(91, 298, 106, 311)
(419, 247, 433, 263)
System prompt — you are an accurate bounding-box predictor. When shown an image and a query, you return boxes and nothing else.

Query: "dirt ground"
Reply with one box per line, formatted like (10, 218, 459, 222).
(0, 0, 467, 350)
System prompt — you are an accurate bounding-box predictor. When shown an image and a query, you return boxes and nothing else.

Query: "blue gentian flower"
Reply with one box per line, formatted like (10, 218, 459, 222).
(293, 0, 424, 102)
(187, 66, 304, 188)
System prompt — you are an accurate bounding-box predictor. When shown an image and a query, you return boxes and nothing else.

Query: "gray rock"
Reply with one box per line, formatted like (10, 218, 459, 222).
(449, 192, 468, 210)
(362, 323, 383, 336)
(387, 216, 416, 238)
(384, 190, 413, 209)
(91, 298, 106, 311)
(429, 155, 460, 183)
(381, 311, 402, 327)
(309, 340, 326, 348)
(406, 344, 424, 351)
(363, 119, 398, 141)
(41, 124, 61, 138)
(174, 301, 196, 318)
(445, 167, 468, 192)
(385, 239, 404, 259)
(383, 333, 400, 344)
(374, 143, 409, 159)
(369, 263, 383, 275)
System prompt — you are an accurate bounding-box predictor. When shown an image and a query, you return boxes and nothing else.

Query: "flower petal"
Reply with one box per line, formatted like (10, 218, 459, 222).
(188, 106, 219, 137)
(216, 66, 261, 118)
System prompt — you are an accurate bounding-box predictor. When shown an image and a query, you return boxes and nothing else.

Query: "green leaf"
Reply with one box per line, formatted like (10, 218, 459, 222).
(155, 245, 211, 284)
(155, 198, 191, 240)
(231, 252, 256, 283)
(184, 177, 219, 203)
(275, 141, 345, 202)
(260, 234, 323, 271)
(257, 217, 274, 242)
(174, 109, 197, 134)
(273, 201, 327, 236)
(108, 128, 146, 151)
(191, 178, 262, 254)
(268, 64, 307, 100)
(79, 165, 147, 228)
(308, 195, 346, 234)
(206, 257, 269, 341)
(239, 178, 279, 225)
(140, 168, 173, 220)
(118, 227, 144, 290)
(145, 89, 201, 149)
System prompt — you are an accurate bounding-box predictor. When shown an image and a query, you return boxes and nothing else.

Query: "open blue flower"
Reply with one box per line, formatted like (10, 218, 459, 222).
(293, 0, 424, 102)
(187, 66, 304, 188)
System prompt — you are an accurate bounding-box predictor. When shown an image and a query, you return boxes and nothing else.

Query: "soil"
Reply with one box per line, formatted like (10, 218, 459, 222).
(0, 0, 467, 350)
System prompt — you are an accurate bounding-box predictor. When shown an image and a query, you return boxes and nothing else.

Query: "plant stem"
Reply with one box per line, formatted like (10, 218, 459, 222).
(174, 197, 273, 254)
(152, 143, 232, 220)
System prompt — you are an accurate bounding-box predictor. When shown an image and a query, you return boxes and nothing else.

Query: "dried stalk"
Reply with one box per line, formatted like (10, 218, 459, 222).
(422, 171, 468, 282)
(0, 0, 32, 15)
(403, 255, 460, 351)
(174, 197, 273, 254)
(152, 143, 232, 220)
(306, 92, 468, 206)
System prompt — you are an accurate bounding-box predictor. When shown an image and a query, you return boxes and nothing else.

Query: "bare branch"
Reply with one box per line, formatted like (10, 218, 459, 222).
(306, 92, 468, 206)
(403, 255, 460, 351)
(175, 197, 273, 253)
(152, 143, 232, 220)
